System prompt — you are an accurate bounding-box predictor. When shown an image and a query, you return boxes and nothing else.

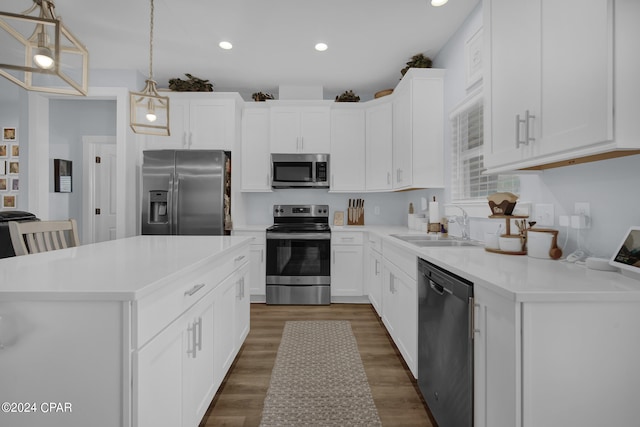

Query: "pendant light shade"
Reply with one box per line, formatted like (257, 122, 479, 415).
(130, 0, 170, 136)
(0, 0, 89, 96)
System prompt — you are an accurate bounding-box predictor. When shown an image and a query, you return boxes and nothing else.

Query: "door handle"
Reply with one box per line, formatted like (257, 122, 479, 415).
(184, 283, 205, 297)
(525, 110, 535, 144)
(195, 317, 202, 352)
(429, 280, 452, 296)
(515, 114, 526, 148)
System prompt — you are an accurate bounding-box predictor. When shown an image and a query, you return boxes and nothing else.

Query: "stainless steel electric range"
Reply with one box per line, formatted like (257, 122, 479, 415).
(265, 204, 331, 305)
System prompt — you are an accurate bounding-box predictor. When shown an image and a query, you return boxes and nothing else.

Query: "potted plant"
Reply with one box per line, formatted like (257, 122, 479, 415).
(400, 53, 433, 76)
(335, 90, 360, 102)
(168, 74, 213, 91)
(252, 92, 275, 102)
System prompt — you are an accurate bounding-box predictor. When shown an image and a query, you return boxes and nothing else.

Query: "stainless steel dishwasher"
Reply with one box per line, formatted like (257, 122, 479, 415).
(418, 258, 473, 427)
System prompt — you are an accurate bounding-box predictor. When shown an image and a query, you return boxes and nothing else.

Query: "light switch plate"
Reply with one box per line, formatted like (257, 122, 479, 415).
(534, 203, 554, 226)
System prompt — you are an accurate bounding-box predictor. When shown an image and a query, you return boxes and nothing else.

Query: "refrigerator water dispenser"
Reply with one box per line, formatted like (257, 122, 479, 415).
(149, 191, 168, 224)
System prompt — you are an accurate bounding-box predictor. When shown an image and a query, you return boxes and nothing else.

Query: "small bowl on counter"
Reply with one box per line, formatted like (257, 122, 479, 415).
(499, 235, 524, 252)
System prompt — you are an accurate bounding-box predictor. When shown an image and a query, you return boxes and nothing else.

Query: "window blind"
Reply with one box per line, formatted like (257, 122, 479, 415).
(450, 92, 518, 201)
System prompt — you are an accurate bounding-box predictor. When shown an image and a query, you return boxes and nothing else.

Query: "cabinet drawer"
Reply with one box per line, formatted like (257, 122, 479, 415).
(382, 240, 417, 281)
(232, 230, 266, 246)
(332, 231, 364, 245)
(367, 233, 383, 253)
(135, 246, 249, 348)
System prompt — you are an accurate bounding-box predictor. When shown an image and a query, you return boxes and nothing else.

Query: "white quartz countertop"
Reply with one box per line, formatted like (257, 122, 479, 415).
(0, 235, 252, 301)
(363, 226, 640, 302)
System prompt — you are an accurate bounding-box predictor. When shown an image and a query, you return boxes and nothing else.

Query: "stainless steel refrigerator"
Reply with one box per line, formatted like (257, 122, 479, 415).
(141, 150, 231, 235)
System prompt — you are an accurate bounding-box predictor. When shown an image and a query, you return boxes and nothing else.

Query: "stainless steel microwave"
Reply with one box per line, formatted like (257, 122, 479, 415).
(271, 153, 330, 189)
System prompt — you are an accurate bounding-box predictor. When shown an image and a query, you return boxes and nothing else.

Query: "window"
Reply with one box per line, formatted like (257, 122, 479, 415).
(450, 91, 519, 202)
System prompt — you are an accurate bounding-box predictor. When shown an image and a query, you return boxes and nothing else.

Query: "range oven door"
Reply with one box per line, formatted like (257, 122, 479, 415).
(266, 232, 331, 285)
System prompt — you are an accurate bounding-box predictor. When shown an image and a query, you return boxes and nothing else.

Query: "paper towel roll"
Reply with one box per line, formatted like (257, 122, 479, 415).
(429, 201, 440, 223)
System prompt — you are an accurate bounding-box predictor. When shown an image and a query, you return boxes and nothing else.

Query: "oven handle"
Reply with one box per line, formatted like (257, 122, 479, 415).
(267, 232, 331, 240)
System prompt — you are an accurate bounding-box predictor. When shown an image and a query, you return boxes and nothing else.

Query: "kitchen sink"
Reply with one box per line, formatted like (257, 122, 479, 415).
(390, 234, 480, 247)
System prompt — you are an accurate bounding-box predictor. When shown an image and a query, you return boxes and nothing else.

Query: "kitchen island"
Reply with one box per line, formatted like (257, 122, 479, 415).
(364, 227, 640, 427)
(0, 235, 252, 427)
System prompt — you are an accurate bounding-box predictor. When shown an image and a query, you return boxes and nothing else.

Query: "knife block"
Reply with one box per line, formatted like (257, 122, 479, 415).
(347, 207, 364, 226)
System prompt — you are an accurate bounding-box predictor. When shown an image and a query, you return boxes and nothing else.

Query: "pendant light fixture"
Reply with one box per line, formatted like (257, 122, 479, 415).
(0, 0, 89, 96)
(129, 0, 170, 136)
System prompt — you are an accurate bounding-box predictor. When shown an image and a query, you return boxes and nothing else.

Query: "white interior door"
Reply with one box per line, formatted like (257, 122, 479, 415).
(83, 136, 117, 244)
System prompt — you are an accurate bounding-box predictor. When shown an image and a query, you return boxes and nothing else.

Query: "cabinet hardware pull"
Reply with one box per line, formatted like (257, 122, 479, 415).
(260, 249, 264, 263)
(234, 255, 246, 263)
(387, 172, 391, 185)
(187, 323, 197, 357)
(525, 110, 536, 144)
(468, 297, 475, 340)
(375, 259, 380, 275)
(184, 283, 205, 297)
(515, 114, 526, 148)
(195, 317, 202, 352)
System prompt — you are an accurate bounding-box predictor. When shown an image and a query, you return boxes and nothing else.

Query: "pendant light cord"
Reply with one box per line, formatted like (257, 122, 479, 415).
(149, 0, 155, 80)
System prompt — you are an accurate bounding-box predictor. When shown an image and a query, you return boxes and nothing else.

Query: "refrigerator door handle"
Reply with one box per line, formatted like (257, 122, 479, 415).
(174, 173, 181, 235)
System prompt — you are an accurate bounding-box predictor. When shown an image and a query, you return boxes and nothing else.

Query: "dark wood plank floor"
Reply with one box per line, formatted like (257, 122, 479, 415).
(199, 303, 435, 427)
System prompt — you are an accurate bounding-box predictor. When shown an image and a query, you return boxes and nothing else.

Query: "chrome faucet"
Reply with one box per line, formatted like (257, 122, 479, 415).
(447, 205, 470, 240)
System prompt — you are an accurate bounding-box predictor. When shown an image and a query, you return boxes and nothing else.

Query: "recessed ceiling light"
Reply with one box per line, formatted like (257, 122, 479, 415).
(315, 43, 328, 52)
(431, 0, 448, 6)
(219, 41, 233, 50)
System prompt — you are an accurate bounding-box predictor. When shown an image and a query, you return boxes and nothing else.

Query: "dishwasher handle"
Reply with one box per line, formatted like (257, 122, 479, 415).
(429, 280, 453, 296)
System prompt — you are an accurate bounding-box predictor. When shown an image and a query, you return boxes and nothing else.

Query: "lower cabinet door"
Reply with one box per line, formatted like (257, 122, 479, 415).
(183, 289, 216, 427)
(235, 263, 251, 348)
(135, 315, 184, 427)
(213, 273, 237, 390)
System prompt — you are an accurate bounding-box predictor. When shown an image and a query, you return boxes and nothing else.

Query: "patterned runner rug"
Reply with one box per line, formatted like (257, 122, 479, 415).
(259, 320, 382, 427)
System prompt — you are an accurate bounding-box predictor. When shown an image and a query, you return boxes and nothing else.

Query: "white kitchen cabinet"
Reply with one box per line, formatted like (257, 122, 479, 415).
(474, 283, 640, 427)
(331, 231, 364, 297)
(381, 240, 418, 377)
(365, 100, 393, 191)
(213, 269, 239, 389)
(234, 262, 251, 348)
(144, 93, 241, 151)
(232, 230, 266, 298)
(213, 255, 250, 391)
(330, 106, 366, 191)
(365, 233, 383, 316)
(270, 103, 331, 153)
(484, 0, 640, 172)
(0, 236, 251, 427)
(391, 68, 445, 190)
(241, 105, 272, 191)
(182, 288, 216, 427)
(136, 305, 185, 427)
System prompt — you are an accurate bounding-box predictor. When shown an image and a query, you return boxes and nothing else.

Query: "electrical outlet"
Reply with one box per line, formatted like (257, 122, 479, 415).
(533, 203, 554, 226)
(574, 202, 590, 218)
(574, 202, 591, 229)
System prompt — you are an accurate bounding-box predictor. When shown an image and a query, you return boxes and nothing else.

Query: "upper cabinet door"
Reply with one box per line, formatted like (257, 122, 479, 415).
(189, 99, 235, 150)
(366, 101, 393, 191)
(270, 106, 330, 153)
(484, 0, 617, 172)
(483, 0, 541, 169)
(539, 0, 613, 154)
(241, 106, 272, 191)
(330, 107, 366, 191)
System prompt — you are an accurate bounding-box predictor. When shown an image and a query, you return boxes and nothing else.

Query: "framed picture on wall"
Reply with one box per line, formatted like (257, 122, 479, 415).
(0, 178, 6, 191)
(0, 144, 6, 158)
(11, 178, 19, 191)
(3, 194, 16, 209)
(2, 127, 16, 141)
(8, 161, 19, 175)
(0, 160, 5, 174)
(11, 144, 19, 158)
(54, 158, 72, 192)
(465, 28, 483, 89)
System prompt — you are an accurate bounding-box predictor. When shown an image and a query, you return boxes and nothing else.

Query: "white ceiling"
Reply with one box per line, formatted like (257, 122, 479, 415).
(3, 0, 480, 98)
